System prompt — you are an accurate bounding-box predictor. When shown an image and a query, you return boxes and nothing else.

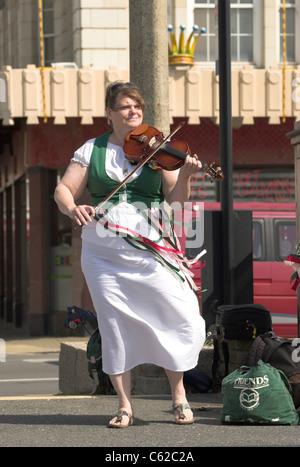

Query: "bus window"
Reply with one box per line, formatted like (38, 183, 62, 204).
(252, 220, 263, 260)
(275, 221, 296, 260)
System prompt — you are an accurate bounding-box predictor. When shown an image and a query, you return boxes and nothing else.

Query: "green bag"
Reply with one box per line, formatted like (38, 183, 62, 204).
(86, 328, 111, 394)
(221, 360, 299, 425)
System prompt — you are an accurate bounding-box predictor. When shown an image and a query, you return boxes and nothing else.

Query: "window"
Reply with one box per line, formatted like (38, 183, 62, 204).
(275, 221, 296, 260)
(252, 220, 263, 260)
(194, 0, 216, 62)
(192, 0, 254, 63)
(42, 0, 54, 66)
(231, 0, 253, 62)
(280, 0, 296, 63)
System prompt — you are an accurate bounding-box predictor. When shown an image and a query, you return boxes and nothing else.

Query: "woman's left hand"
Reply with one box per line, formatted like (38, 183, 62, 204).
(179, 154, 202, 178)
(162, 153, 202, 207)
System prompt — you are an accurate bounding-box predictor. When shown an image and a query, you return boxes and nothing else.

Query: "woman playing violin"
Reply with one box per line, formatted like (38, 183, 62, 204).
(54, 81, 206, 428)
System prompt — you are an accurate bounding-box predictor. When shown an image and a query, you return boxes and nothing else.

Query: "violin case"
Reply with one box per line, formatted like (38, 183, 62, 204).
(215, 304, 272, 341)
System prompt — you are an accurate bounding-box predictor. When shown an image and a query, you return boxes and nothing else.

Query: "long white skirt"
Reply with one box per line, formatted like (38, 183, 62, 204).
(81, 206, 206, 375)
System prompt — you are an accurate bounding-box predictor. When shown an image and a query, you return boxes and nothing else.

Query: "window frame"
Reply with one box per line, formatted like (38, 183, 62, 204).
(278, 0, 297, 65)
(252, 219, 265, 261)
(230, 0, 255, 63)
(187, 0, 257, 67)
(41, 0, 54, 67)
(274, 219, 296, 261)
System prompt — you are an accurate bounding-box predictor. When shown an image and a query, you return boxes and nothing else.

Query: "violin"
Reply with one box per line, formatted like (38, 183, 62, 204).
(76, 122, 223, 226)
(123, 122, 224, 183)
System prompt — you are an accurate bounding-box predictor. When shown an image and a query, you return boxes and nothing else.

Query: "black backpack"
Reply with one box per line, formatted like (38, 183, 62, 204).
(245, 332, 300, 410)
(64, 306, 114, 395)
(86, 328, 114, 394)
(215, 304, 272, 340)
(212, 304, 273, 386)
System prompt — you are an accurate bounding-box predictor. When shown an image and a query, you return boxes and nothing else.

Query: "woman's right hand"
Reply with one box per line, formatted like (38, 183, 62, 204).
(54, 162, 93, 226)
(69, 204, 96, 226)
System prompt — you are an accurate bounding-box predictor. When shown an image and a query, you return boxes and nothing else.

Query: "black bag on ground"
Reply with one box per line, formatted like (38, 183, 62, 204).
(216, 304, 272, 340)
(245, 331, 300, 410)
(183, 368, 212, 393)
(212, 304, 272, 386)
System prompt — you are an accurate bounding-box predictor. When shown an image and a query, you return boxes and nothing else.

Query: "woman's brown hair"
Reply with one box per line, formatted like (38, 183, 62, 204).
(105, 81, 145, 113)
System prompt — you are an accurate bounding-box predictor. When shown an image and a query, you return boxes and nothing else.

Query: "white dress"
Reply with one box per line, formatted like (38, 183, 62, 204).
(73, 139, 206, 375)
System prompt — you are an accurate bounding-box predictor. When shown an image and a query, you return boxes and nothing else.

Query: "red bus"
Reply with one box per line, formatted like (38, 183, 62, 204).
(176, 202, 297, 338)
(251, 203, 297, 338)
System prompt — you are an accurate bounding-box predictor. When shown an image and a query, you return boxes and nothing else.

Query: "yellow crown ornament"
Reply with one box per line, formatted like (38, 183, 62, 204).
(168, 25, 206, 66)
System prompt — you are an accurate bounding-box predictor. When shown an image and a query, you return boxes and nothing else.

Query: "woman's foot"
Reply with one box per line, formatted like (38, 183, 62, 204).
(108, 408, 134, 428)
(173, 403, 194, 424)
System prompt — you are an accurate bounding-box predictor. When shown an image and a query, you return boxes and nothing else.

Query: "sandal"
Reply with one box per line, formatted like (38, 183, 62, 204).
(108, 409, 134, 429)
(172, 403, 194, 425)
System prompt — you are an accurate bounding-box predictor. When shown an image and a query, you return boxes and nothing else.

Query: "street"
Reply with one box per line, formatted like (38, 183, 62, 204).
(0, 392, 299, 449)
(0, 352, 60, 397)
(0, 337, 299, 449)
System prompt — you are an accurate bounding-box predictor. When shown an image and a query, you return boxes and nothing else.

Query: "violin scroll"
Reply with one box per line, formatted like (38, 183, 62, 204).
(202, 161, 224, 183)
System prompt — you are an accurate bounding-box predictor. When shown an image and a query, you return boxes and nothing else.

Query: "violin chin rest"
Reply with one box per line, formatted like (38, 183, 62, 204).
(127, 124, 149, 136)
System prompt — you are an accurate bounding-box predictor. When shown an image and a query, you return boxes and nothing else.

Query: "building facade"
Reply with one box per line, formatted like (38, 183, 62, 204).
(0, 0, 299, 335)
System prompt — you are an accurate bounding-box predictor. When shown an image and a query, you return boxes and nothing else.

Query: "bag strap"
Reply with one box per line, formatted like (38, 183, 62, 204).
(245, 331, 285, 367)
(212, 337, 229, 383)
(212, 337, 220, 384)
(222, 340, 229, 376)
(89, 355, 100, 386)
(245, 335, 265, 366)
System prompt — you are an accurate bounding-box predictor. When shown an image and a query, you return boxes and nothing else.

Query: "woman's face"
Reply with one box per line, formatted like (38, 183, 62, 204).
(107, 95, 143, 134)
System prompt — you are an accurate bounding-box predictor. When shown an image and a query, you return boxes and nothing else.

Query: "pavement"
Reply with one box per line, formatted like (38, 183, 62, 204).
(4, 335, 89, 355)
(0, 336, 300, 451)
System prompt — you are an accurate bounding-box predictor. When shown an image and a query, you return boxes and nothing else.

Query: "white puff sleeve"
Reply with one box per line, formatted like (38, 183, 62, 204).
(70, 138, 96, 167)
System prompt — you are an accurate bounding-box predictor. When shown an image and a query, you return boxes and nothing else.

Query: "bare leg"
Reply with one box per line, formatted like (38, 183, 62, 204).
(164, 369, 194, 423)
(108, 370, 133, 427)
